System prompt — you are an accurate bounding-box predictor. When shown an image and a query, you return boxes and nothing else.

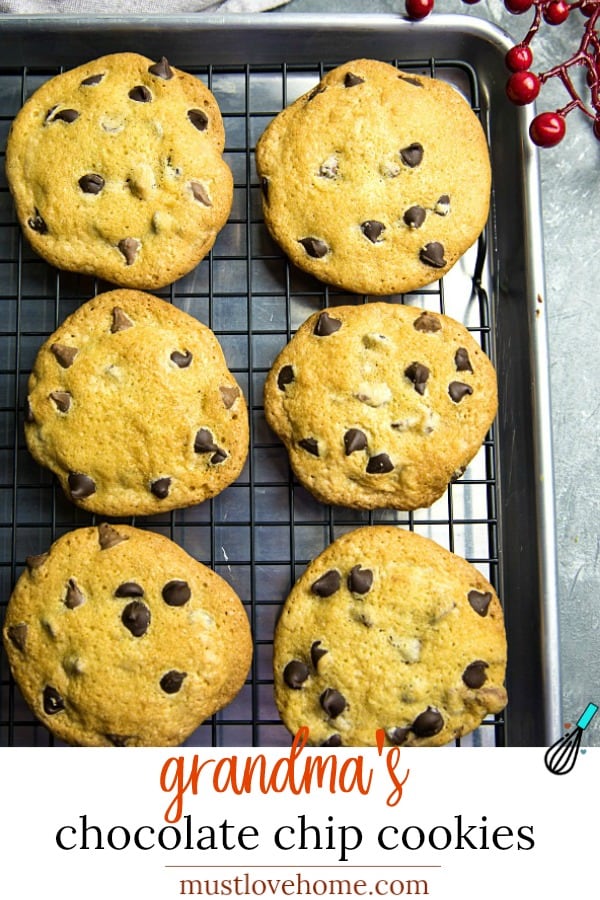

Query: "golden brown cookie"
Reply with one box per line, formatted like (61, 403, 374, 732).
(5, 53, 232, 289)
(273, 525, 507, 747)
(263, 303, 497, 510)
(25, 289, 248, 516)
(256, 58, 491, 295)
(2, 524, 253, 746)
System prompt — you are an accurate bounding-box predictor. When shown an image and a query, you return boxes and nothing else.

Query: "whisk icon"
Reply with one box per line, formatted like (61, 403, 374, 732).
(544, 702, 598, 775)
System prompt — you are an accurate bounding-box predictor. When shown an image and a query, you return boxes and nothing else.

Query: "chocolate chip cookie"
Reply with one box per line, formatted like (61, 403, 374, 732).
(25, 289, 248, 516)
(273, 525, 507, 747)
(256, 58, 491, 295)
(2, 524, 253, 746)
(263, 302, 497, 510)
(5, 53, 232, 289)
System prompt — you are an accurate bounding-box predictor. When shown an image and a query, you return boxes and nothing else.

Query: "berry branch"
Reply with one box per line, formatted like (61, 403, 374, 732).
(404, 0, 600, 146)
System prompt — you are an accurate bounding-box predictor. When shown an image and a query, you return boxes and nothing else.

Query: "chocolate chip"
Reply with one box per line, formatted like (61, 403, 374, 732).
(260, 177, 269, 201)
(455, 347, 473, 373)
(347, 565, 373, 595)
(122, 601, 151, 637)
(171, 350, 192, 368)
(210, 448, 228, 465)
(462, 660, 489, 689)
(79, 173, 105, 194)
(320, 688, 347, 718)
(361, 220, 385, 243)
(389, 726, 411, 745)
(50, 391, 71, 412)
(344, 428, 368, 455)
(28, 210, 47, 234)
(51, 343, 78, 368)
(277, 365, 294, 391)
(151, 477, 171, 499)
(344, 72, 365, 87)
(299, 237, 329, 259)
(7, 623, 27, 652)
(118, 238, 140, 266)
(115, 582, 144, 598)
(43, 686, 65, 715)
(306, 84, 326, 102)
(129, 85, 152, 102)
(366, 453, 394, 474)
(298, 437, 319, 457)
(314, 311, 342, 336)
(448, 381, 473, 403)
(80, 73, 104, 86)
(188, 108, 208, 131)
(149, 57, 173, 80)
(283, 660, 310, 689)
(310, 640, 328, 669)
(434, 194, 451, 216)
(400, 142, 424, 167)
(468, 589, 492, 617)
(194, 428, 218, 453)
(412, 706, 444, 738)
(64, 578, 85, 609)
(68, 472, 96, 500)
(403, 206, 426, 229)
(311, 570, 341, 598)
(413, 311, 441, 333)
(162, 580, 191, 607)
(160, 670, 187, 694)
(50, 108, 79, 123)
(398, 74, 423, 87)
(26, 552, 49, 571)
(404, 362, 430, 395)
(111, 307, 134, 332)
(321, 734, 342, 747)
(25, 399, 35, 423)
(98, 523, 128, 550)
(420, 242, 447, 268)
(220, 385, 240, 408)
(190, 181, 212, 206)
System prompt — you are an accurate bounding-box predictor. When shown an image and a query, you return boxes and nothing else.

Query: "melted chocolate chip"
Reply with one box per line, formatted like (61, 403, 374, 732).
(51, 343, 78, 368)
(320, 688, 347, 718)
(412, 706, 444, 738)
(68, 472, 96, 500)
(111, 307, 134, 333)
(398, 74, 423, 87)
(403, 205, 426, 229)
(314, 311, 342, 336)
(26, 553, 49, 571)
(43, 686, 65, 715)
(122, 601, 151, 637)
(311, 641, 328, 669)
(194, 428, 218, 453)
(64, 578, 85, 609)
(7, 623, 27, 652)
(462, 660, 489, 689)
(468, 589, 492, 617)
(80, 73, 104, 86)
(151, 477, 171, 499)
(448, 381, 473, 403)
(347, 565, 373, 595)
(299, 438, 319, 457)
(344, 428, 368, 455)
(98, 523, 128, 550)
(413, 311, 441, 333)
(400, 142, 424, 167)
(162, 580, 191, 607)
(129, 85, 152, 102)
(50, 108, 79, 123)
(361, 220, 385, 243)
(118, 238, 140, 266)
(277, 365, 294, 391)
(435, 194, 451, 216)
(389, 726, 411, 745)
(455, 347, 473, 373)
(366, 453, 394, 474)
(190, 181, 212, 206)
(219, 385, 240, 409)
(210, 448, 228, 465)
(404, 362, 430, 395)
(420, 242, 447, 268)
(160, 670, 187, 694)
(299, 237, 329, 259)
(50, 391, 71, 413)
(171, 350, 192, 368)
(306, 84, 326, 101)
(28, 211, 47, 234)
(115, 582, 144, 598)
(321, 734, 342, 747)
(188, 108, 208, 131)
(79, 173, 105, 194)
(283, 660, 310, 689)
(261, 177, 269, 201)
(311, 570, 341, 598)
(149, 57, 173, 80)
(344, 72, 365, 87)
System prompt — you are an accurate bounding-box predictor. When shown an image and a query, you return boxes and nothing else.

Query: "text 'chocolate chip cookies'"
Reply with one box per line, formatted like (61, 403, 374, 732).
(264, 303, 497, 510)
(5, 53, 233, 289)
(273, 526, 507, 747)
(25, 290, 248, 516)
(256, 58, 491, 295)
(2, 525, 253, 746)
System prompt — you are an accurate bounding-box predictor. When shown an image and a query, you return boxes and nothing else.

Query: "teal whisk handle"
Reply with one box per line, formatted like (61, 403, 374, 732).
(576, 702, 598, 731)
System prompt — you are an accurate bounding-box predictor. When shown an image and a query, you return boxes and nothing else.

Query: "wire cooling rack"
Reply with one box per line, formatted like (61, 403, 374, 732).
(0, 56, 504, 747)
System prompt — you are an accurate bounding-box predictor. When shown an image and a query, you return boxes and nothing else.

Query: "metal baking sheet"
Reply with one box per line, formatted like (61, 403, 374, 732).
(0, 13, 560, 748)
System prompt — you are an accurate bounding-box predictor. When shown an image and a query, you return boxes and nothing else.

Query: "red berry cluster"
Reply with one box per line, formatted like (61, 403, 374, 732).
(404, 0, 600, 147)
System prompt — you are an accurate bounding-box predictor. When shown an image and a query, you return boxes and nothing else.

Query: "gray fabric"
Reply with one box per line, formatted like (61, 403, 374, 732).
(0, 0, 290, 13)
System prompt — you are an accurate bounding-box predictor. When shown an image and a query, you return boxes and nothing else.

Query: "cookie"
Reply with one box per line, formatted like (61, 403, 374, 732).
(263, 303, 497, 510)
(255, 58, 491, 295)
(2, 524, 253, 746)
(273, 525, 507, 747)
(5, 53, 232, 289)
(25, 289, 248, 516)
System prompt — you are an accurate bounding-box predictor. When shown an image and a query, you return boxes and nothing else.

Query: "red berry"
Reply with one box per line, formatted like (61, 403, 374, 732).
(543, 0, 570, 24)
(580, 0, 597, 16)
(504, 0, 534, 14)
(505, 44, 534, 72)
(529, 111, 566, 147)
(405, 0, 434, 18)
(506, 70, 541, 104)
